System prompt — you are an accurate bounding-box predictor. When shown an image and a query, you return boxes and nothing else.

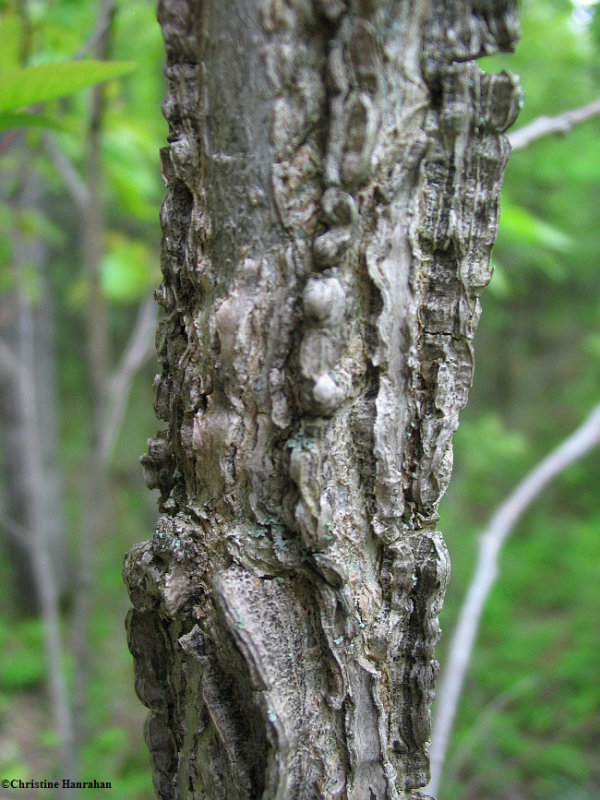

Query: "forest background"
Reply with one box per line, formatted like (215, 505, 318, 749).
(0, 1, 598, 799)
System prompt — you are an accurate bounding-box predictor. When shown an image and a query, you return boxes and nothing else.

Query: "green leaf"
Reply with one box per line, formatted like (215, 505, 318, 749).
(37, 728, 62, 748)
(86, 726, 128, 755)
(102, 119, 161, 221)
(0, 13, 22, 72)
(0, 110, 72, 132)
(583, 332, 600, 362)
(0, 619, 46, 690)
(500, 202, 574, 254)
(101, 233, 158, 303)
(0, 617, 10, 648)
(488, 260, 511, 298)
(0, 60, 136, 112)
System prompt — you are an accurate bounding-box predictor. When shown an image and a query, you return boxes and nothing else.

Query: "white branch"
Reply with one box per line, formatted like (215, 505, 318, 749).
(427, 404, 600, 797)
(508, 98, 600, 151)
(99, 293, 157, 465)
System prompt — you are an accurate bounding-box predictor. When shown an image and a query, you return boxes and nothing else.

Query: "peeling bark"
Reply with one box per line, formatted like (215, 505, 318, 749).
(124, 2, 521, 798)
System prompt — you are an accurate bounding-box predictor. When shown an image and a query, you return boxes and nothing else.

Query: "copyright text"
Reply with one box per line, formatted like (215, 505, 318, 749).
(1, 779, 112, 790)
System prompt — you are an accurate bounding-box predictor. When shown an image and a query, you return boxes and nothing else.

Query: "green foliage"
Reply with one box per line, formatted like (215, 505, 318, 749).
(0, 61, 136, 113)
(0, 618, 46, 690)
(102, 119, 163, 222)
(0, 760, 30, 786)
(0, 2, 160, 796)
(0, 12, 22, 70)
(438, 3, 600, 796)
(0, 4, 137, 134)
(500, 202, 573, 255)
(101, 233, 157, 302)
(0, 111, 72, 132)
(451, 413, 528, 484)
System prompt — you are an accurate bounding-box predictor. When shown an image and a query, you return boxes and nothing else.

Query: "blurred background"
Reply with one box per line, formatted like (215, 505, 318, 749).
(0, 1, 598, 799)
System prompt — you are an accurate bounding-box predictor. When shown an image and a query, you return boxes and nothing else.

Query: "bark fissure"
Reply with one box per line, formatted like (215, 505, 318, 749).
(124, 2, 521, 798)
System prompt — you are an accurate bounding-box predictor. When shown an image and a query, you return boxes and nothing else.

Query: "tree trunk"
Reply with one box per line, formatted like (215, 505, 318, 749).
(72, 0, 116, 753)
(124, 2, 521, 798)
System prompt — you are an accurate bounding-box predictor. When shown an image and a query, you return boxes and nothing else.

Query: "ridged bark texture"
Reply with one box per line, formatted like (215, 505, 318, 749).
(124, 2, 521, 798)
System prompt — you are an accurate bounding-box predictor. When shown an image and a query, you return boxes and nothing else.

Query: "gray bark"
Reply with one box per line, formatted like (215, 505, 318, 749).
(124, 2, 521, 798)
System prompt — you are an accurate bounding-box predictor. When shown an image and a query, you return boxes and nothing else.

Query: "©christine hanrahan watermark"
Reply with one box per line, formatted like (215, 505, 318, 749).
(1, 779, 113, 790)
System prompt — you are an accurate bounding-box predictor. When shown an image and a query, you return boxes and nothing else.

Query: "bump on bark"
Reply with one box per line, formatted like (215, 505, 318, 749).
(124, 1, 521, 798)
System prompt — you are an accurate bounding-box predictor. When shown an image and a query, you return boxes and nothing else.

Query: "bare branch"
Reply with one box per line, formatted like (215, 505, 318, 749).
(508, 97, 600, 151)
(427, 403, 600, 797)
(74, 7, 114, 61)
(0, 129, 23, 157)
(43, 134, 90, 209)
(0, 512, 35, 549)
(0, 338, 20, 380)
(99, 293, 157, 465)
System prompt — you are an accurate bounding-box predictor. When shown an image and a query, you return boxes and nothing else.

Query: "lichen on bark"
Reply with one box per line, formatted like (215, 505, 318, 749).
(124, 2, 521, 798)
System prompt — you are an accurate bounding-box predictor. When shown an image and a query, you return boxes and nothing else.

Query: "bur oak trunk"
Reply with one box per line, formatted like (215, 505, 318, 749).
(124, 2, 521, 798)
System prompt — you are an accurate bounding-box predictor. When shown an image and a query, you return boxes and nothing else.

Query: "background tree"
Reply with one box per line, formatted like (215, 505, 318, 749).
(0, 1, 163, 795)
(123, 1, 521, 798)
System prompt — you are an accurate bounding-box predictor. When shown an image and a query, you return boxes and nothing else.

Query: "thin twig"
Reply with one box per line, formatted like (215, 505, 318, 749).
(427, 404, 600, 797)
(0, 512, 35, 548)
(100, 293, 157, 465)
(508, 97, 600, 151)
(0, 339, 20, 379)
(0, 129, 23, 157)
(43, 134, 90, 208)
(74, 8, 113, 61)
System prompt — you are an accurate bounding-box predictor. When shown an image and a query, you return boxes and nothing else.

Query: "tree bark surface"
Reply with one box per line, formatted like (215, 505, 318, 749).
(124, 2, 521, 798)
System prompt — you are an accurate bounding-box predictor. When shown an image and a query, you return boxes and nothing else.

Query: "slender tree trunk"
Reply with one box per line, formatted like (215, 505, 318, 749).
(72, 0, 115, 754)
(0, 173, 68, 613)
(124, 2, 521, 798)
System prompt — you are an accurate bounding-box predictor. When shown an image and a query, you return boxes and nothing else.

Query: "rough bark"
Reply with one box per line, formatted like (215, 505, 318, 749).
(124, 2, 521, 798)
